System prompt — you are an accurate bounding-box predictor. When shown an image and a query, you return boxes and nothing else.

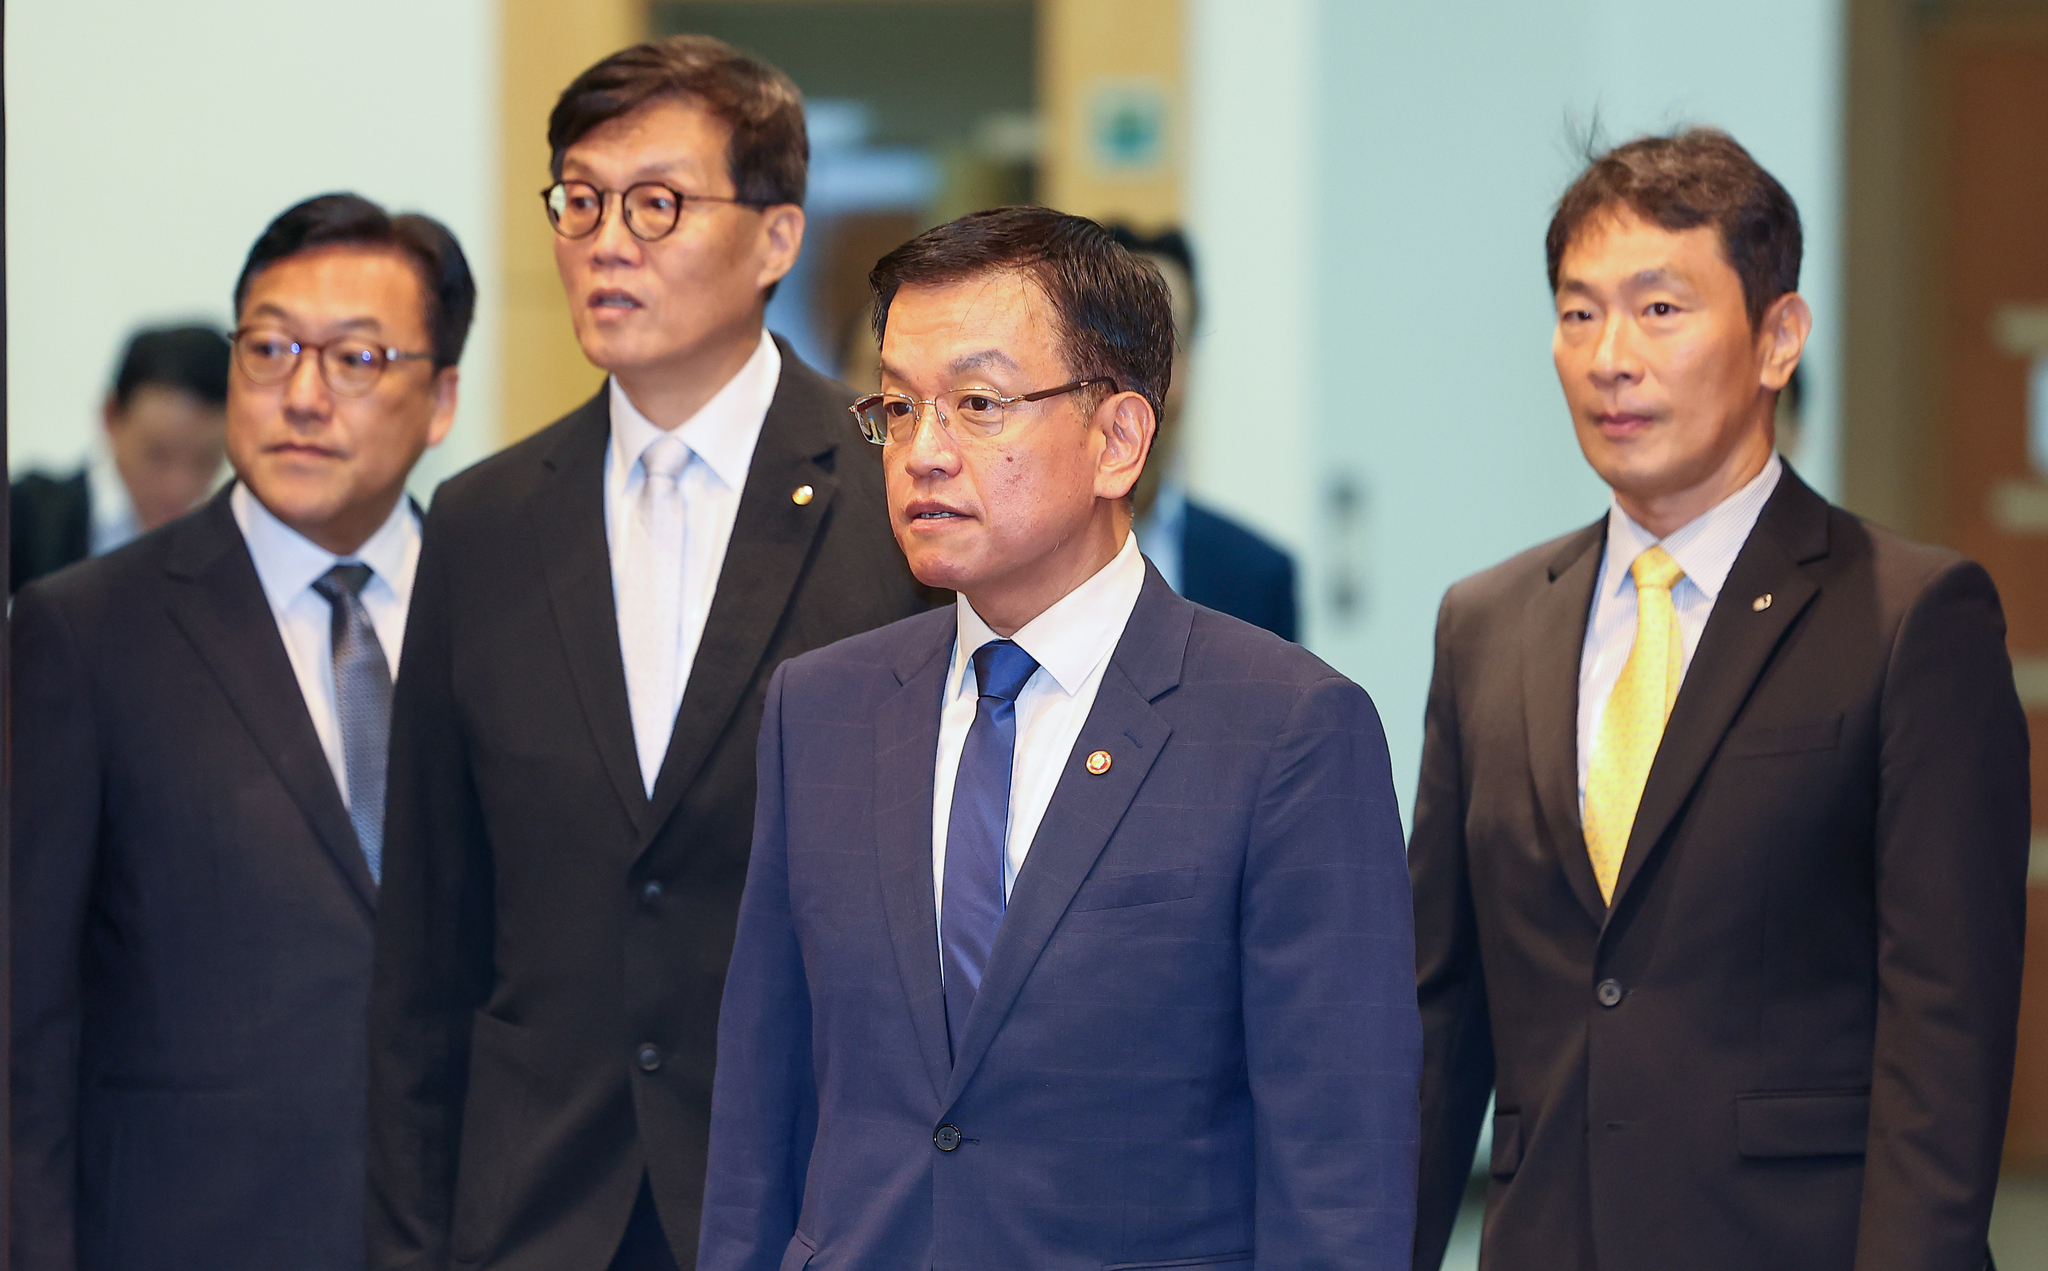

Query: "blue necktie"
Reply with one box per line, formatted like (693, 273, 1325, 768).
(941, 639, 1039, 1060)
(312, 563, 392, 883)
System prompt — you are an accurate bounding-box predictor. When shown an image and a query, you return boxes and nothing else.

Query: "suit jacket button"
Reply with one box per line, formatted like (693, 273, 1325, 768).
(1596, 979, 1625, 1008)
(933, 1124, 962, 1152)
(641, 879, 664, 903)
(637, 1043, 662, 1071)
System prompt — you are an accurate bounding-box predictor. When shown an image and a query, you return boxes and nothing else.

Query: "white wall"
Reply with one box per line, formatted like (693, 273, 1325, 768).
(6, 0, 501, 497)
(1186, 0, 1843, 820)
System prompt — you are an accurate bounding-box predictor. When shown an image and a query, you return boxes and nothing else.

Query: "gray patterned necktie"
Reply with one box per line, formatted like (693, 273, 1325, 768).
(311, 563, 392, 882)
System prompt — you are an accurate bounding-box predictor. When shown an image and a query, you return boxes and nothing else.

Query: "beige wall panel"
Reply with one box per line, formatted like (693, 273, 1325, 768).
(499, 0, 647, 442)
(1040, 0, 1184, 228)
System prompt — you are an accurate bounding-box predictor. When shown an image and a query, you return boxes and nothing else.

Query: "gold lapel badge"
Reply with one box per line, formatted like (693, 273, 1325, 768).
(1752, 593, 1773, 612)
(1085, 750, 1112, 775)
(791, 484, 815, 506)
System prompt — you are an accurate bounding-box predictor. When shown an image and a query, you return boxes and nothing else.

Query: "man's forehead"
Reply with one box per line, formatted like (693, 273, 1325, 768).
(881, 273, 1059, 378)
(1558, 212, 1725, 290)
(560, 98, 729, 181)
(238, 246, 425, 332)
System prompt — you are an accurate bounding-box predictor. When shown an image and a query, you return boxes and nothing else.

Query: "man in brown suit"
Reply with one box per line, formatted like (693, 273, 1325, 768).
(1411, 129, 2028, 1271)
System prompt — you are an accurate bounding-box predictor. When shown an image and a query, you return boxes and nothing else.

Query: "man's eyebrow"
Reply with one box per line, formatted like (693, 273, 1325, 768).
(243, 303, 383, 332)
(1555, 267, 1693, 297)
(946, 349, 1021, 378)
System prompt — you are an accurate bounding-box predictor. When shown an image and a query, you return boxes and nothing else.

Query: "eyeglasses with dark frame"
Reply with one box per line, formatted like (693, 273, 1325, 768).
(230, 329, 434, 398)
(849, 377, 1119, 446)
(541, 180, 767, 242)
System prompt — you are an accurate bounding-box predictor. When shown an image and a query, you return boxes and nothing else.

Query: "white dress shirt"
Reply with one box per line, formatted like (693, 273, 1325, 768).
(603, 329, 781, 788)
(1577, 453, 1781, 805)
(85, 438, 139, 557)
(231, 481, 419, 803)
(931, 531, 1148, 933)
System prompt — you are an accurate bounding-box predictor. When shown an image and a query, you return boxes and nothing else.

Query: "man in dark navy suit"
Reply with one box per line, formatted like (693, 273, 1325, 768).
(700, 207, 1419, 1271)
(12, 194, 472, 1271)
(1110, 224, 1297, 640)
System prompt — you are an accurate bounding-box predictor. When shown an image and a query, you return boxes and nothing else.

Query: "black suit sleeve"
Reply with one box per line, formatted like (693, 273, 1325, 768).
(1855, 559, 2028, 1270)
(1410, 589, 1494, 1271)
(698, 663, 817, 1271)
(366, 504, 496, 1271)
(9, 583, 103, 1271)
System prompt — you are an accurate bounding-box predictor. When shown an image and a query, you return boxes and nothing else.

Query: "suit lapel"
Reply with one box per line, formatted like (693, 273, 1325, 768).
(1606, 472, 1827, 916)
(163, 492, 377, 914)
(872, 619, 958, 1104)
(642, 347, 844, 850)
(1522, 520, 1610, 928)
(944, 569, 1187, 1106)
(531, 392, 650, 836)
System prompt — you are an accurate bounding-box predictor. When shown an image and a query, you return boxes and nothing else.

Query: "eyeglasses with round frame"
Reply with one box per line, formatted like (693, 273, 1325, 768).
(849, 377, 1118, 446)
(541, 179, 766, 242)
(230, 329, 434, 398)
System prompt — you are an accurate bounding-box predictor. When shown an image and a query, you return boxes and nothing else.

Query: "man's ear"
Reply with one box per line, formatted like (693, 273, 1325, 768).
(101, 393, 124, 435)
(756, 203, 806, 292)
(1757, 290, 1812, 393)
(425, 366, 460, 449)
(1094, 390, 1157, 502)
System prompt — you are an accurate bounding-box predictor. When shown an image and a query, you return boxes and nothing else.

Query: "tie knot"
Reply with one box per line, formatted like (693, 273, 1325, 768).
(312, 562, 374, 604)
(641, 433, 690, 482)
(971, 640, 1039, 703)
(1630, 545, 1685, 593)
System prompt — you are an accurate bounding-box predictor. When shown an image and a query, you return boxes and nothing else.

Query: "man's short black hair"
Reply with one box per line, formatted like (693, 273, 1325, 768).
(112, 325, 231, 409)
(869, 206, 1176, 422)
(232, 193, 477, 371)
(1547, 127, 1801, 331)
(548, 35, 808, 208)
(1106, 225, 1199, 333)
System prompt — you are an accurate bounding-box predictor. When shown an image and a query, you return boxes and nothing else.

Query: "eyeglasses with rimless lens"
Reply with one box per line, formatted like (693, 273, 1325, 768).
(849, 378, 1118, 446)
(542, 180, 767, 242)
(231, 329, 434, 397)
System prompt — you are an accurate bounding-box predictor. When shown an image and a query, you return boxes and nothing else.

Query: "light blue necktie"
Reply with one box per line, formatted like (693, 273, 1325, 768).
(312, 563, 392, 883)
(941, 639, 1039, 1061)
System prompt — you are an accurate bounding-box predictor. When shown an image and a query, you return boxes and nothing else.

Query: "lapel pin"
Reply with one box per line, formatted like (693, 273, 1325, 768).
(1085, 750, 1112, 775)
(791, 484, 815, 506)
(1752, 593, 1773, 612)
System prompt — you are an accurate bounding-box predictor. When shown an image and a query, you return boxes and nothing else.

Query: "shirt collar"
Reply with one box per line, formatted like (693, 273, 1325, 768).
(952, 531, 1147, 699)
(230, 480, 420, 608)
(607, 329, 781, 491)
(1603, 452, 1782, 603)
(85, 435, 138, 550)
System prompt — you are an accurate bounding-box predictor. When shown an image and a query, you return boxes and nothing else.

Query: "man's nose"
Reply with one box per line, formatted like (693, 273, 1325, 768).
(900, 404, 962, 476)
(281, 350, 335, 423)
(1589, 312, 1641, 385)
(589, 195, 644, 265)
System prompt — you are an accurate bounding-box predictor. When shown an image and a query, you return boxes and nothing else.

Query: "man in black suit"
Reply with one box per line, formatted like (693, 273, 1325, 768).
(1410, 129, 2028, 1271)
(11, 324, 231, 590)
(366, 36, 928, 1271)
(11, 193, 472, 1271)
(1108, 225, 1297, 639)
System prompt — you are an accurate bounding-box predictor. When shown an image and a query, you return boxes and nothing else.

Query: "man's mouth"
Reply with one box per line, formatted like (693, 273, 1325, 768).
(590, 289, 642, 311)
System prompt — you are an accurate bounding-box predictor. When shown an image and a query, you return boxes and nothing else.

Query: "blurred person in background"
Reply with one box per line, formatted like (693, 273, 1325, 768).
(11, 193, 470, 1271)
(1108, 224, 1298, 640)
(366, 35, 926, 1271)
(10, 324, 230, 591)
(1410, 129, 2027, 1271)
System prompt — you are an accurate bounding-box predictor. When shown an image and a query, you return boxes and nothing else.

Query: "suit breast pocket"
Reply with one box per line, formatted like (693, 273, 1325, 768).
(1736, 1089, 1869, 1158)
(1070, 867, 1199, 912)
(1722, 712, 1843, 759)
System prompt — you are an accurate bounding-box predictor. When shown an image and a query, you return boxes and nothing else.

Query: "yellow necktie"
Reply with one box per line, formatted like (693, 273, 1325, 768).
(1584, 545, 1686, 904)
